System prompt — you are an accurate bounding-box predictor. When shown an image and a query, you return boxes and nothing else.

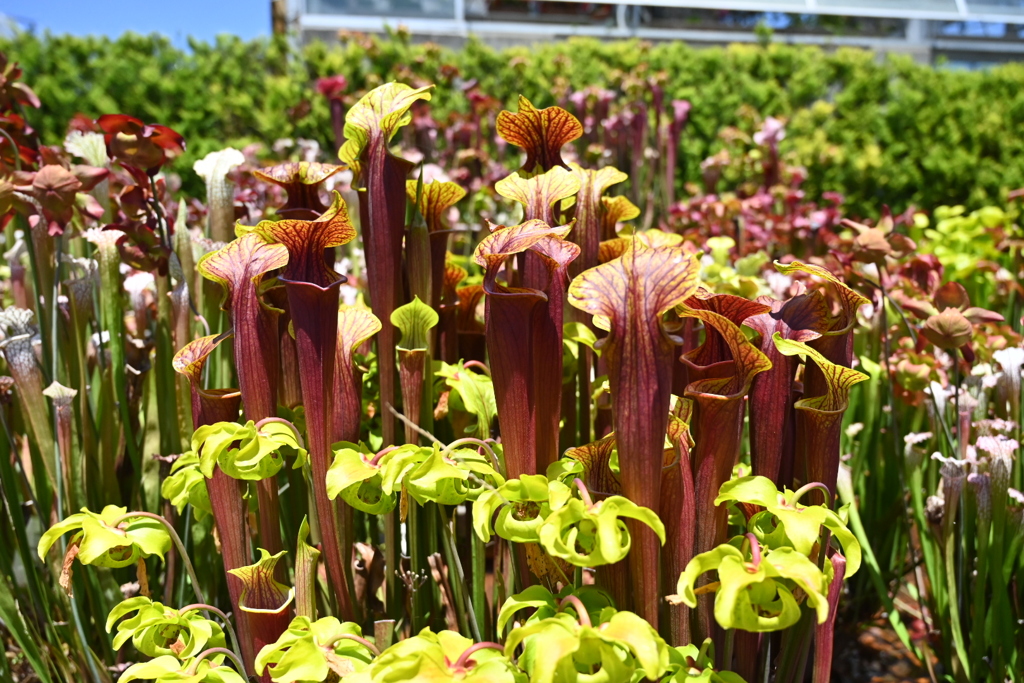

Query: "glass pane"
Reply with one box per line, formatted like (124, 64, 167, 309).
(965, 0, 1024, 17)
(932, 19, 1024, 37)
(306, 0, 456, 19)
(636, 6, 905, 35)
(817, 0, 960, 12)
(466, 1, 619, 24)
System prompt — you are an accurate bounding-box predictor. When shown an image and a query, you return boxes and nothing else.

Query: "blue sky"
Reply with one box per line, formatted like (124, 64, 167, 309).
(3, 0, 269, 45)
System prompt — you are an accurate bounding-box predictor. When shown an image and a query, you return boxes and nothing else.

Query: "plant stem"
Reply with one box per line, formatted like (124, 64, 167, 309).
(442, 438, 501, 473)
(953, 361, 961, 455)
(775, 608, 814, 683)
(944, 518, 970, 681)
(991, 482, 1012, 679)
(383, 508, 401, 618)
(791, 482, 832, 507)
(438, 505, 480, 640)
(454, 642, 503, 669)
(0, 127, 21, 171)
(472, 531, 488, 640)
(744, 533, 762, 568)
(175, 506, 193, 607)
(93, 230, 142, 477)
(921, 513, 951, 663)
(462, 360, 490, 377)
(179, 604, 244, 666)
(114, 512, 205, 605)
(876, 272, 934, 657)
(51, 235, 63, 518)
(861, 272, 955, 453)
(409, 500, 429, 633)
(722, 628, 735, 673)
(254, 417, 306, 449)
(573, 478, 594, 508)
(3, 397, 101, 682)
(189, 647, 246, 675)
(969, 516, 989, 677)
(328, 633, 382, 656)
(940, 469, 970, 682)
(558, 595, 592, 628)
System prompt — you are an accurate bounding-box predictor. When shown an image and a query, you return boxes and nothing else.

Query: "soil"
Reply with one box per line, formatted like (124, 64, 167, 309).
(832, 617, 937, 682)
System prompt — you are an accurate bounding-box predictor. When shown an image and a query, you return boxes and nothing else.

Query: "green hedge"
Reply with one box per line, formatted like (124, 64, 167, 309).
(5, 30, 1024, 215)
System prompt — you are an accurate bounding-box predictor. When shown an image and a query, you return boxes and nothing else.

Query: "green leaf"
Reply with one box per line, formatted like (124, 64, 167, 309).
(496, 585, 614, 636)
(161, 452, 212, 520)
(597, 611, 669, 678)
(295, 517, 322, 620)
(563, 322, 599, 355)
(37, 508, 103, 560)
(345, 628, 522, 683)
(715, 475, 861, 577)
(256, 616, 374, 683)
(107, 597, 225, 659)
(504, 616, 580, 683)
(715, 476, 779, 510)
(712, 553, 801, 632)
(39, 506, 170, 569)
(538, 495, 665, 567)
(118, 655, 247, 683)
(671, 541, 830, 632)
(0, 573, 53, 683)
(191, 422, 252, 479)
(391, 296, 439, 351)
(671, 544, 744, 609)
(405, 445, 504, 506)
(496, 585, 560, 634)
(325, 443, 397, 515)
(506, 605, 668, 683)
(472, 475, 571, 544)
(762, 548, 830, 624)
(436, 361, 497, 437)
(664, 640, 750, 683)
(189, 420, 307, 482)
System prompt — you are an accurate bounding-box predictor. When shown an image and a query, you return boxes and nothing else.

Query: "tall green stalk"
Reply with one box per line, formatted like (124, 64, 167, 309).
(937, 457, 970, 681)
(438, 505, 476, 640)
(87, 229, 141, 476)
(472, 532, 488, 640)
(408, 500, 430, 633)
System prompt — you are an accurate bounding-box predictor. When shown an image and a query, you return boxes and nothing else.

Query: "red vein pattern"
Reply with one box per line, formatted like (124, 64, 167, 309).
(496, 95, 583, 173)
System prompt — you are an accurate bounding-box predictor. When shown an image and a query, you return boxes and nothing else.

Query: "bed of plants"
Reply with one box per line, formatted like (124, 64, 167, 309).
(6, 31, 1024, 216)
(0, 37, 1021, 683)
